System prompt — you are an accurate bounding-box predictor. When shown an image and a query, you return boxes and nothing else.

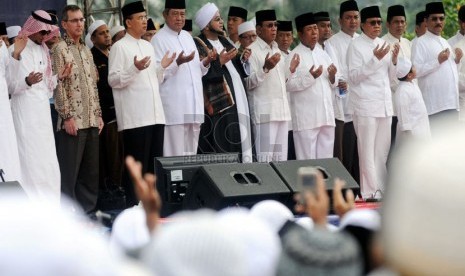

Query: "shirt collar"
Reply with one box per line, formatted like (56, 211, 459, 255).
(256, 36, 278, 50)
(64, 34, 84, 46)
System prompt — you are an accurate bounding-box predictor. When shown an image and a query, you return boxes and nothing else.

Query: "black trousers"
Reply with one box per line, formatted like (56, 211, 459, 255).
(342, 122, 360, 185)
(122, 124, 164, 207)
(58, 128, 99, 213)
(99, 121, 123, 188)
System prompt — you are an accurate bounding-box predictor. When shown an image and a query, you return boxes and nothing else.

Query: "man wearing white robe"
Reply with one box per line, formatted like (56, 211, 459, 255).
(151, 0, 209, 157)
(7, 10, 67, 202)
(0, 39, 21, 184)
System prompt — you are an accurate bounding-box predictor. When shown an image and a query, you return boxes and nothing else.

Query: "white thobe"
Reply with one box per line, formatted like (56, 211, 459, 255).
(394, 81, 431, 144)
(8, 39, 60, 202)
(286, 43, 336, 159)
(347, 33, 396, 198)
(382, 32, 412, 93)
(451, 38, 465, 120)
(0, 42, 21, 184)
(151, 26, 208, 156)
(412, 31, 459, 115)
(108, 34, 166, 131)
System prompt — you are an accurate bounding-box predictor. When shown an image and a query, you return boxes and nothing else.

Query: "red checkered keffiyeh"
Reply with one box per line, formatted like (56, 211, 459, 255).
(19, 10, 60, 91)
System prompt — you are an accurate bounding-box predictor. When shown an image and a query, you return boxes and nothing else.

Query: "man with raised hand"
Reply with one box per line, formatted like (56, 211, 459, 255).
(347, 5, 399, 199)
(151, 0, 212, 157)
(286, 12, 337, 160)
(326, 0, 360, 184)
(109, 1, 175, 207)
(412, 2, 462, 131)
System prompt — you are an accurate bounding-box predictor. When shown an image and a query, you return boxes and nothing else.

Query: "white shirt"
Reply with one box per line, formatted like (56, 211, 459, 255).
(448, 30, 464, 47)
(347, 33, 396, 117)
(412, 30, 459, 115)
(454, 38, 465, 93)
(151, 26, 207, 125)
(109, 34, 166, 131)
(326, 31, 359, 122)
(320, 41, 344, 122)
(286, 43, 336, 131)
(246, 37, 291, 124)
(382, 32, 412, 92)
(394, 81, 431, 144)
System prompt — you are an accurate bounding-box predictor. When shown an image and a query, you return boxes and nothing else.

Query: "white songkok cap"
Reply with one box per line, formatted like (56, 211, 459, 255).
(339, 209, 381, 231)
(396, 57, 412, 79)
(194, 2, 219, 30)
(6, 26, 21, 39)
(238, 21, 255, 36)
(249, 200, 293, 234)
(85, 20, 106, 48)
(110, 25, 125, 38)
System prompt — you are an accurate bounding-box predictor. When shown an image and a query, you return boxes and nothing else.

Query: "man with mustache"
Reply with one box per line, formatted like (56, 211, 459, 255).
(412, 2, 462, 131)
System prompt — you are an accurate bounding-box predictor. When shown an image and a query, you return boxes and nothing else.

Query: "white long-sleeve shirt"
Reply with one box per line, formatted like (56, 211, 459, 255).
(412, 30, 459, 115)
(394, 81, 430, 136)
(109, 34, 166, 131)
(347, 33, 396, 117)
(448, 30, 464, 47)
(326, 31, 359, 122)
(285, 43, 336, 131)
(151, 26, 207, 125)
(246, 37, 290, 124)
(382, 32, 412, 92)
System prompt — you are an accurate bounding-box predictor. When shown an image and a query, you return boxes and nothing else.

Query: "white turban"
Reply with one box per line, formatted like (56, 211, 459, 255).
(88, 20, 106, 36)
(110, 25, 125, 38)
(194, 2, 219, 30)
(238, 21, 255, 36)
(396, 57, 412, 79)
(6, 26, 21, 39)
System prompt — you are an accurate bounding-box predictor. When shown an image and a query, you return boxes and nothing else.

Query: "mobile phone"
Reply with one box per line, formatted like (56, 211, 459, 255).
(297, 166, 318, 193)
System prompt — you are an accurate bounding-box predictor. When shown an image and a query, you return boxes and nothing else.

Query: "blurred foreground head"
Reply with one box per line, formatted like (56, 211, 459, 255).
(384, 124, 465, 275)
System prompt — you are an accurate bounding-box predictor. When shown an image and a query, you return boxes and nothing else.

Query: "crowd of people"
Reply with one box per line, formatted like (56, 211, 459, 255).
(2, 0, 462, 209)
(1, 0, 465, 274)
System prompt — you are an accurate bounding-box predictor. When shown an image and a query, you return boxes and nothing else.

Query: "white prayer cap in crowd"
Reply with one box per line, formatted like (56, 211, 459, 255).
(238, 21, 255, 36)
(0, 194, 145, 276)
(88, 20, 106, 36)
(109, 206, 151, 254)
(194, 2, 219, 30)
(383, 126, 465, 275)
(250, 200, 293, 234)
(110, 25, 125, 38)
(6, 25, 21, 39)
(396, 57, 412, 79)
(142, 210, 248, 276)
(217, 208, 281, 276)
(339, 209, 381, 231)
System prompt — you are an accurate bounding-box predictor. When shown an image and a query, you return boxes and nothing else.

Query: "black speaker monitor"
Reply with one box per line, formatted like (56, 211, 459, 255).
(183, 163, 291, 211)
(270, 158, 360, 200)
(154, 153, 240, 216)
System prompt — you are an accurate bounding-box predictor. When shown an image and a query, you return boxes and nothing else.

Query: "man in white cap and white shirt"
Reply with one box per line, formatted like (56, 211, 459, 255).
(8, 10, 72, 202)
(6, 26, 21, 46)
(193, 2, 253, 162)
(110, 25, 125, 44)
(108, 1, 175, 207)
(151, 0, 212, 157)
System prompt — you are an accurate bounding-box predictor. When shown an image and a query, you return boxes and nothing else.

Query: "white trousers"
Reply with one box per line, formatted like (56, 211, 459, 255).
(293, 125, 335, 160)
(163, 124, 201, 157)
(253, 121, 288, 162)
(353, 115, 391, 198)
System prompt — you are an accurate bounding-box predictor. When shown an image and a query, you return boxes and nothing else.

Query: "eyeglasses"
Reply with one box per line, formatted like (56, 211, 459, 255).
(430, 16, 445, 22)
(367, 20, 382, 26)
(263, 22, 278, 28)
(39, 30, 51, 36)
(66, 18, 86, 24)
(240, 34, 257, 40)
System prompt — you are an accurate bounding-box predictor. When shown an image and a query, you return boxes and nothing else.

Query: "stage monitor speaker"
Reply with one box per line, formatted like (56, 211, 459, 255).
(183, 163, 291, 211)
(270, 158, 360, 207)
(154, 153, 240, 216)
